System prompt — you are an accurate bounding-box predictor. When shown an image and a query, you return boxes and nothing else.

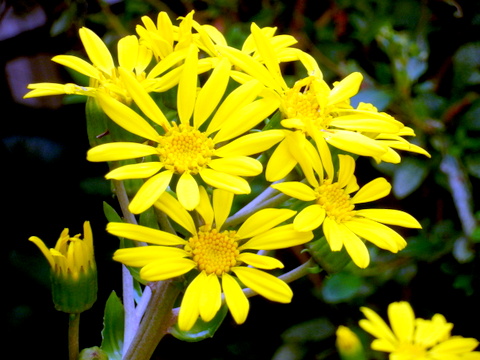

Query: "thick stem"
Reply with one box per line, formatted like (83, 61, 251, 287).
(123, 280, 181, 360)
(68, 313, 80, 360)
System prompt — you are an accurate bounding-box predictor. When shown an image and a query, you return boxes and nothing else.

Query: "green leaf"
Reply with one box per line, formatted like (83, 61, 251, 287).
(392, 157, 429, 199)
(101, 291, 125, 360)
(321, 272, 365, 303)
(169, 304, 229, 342)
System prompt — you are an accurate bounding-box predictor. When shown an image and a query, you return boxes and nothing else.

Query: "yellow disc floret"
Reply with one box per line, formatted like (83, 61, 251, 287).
(158, 123, 215, 174)
(315, 179, 356, 223)
(186, 225, 239, 276)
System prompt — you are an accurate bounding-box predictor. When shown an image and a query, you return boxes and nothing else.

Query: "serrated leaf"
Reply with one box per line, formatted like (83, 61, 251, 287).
(101, 291, 124, 360)
(169, 304, 228, 342)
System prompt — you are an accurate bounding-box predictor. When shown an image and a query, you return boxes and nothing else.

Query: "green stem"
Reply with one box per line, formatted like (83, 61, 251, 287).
(123, 280, 181, 360)
(68, 313, 80, 360)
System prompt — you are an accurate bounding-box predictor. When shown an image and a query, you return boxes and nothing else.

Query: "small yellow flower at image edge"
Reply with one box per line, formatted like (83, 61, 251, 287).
(107, 187, 313, 331)
(29, 221, 97, 314)
(359, 301, 480, 359)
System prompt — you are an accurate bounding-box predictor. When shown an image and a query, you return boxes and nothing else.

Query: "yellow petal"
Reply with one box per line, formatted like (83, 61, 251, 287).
(265, 138, 298, 182)
(176, 172, 200, 211)
(113, 246, 187, 267)
(356, 209, 421, 228)
(105, 162, 163, 180)
(236, 253, 284, 269)
(178, 272, 203, 331)
(208, 157, 262, 177)
(325, 130, 387, 158)
(194, 57, 231, 129)
(388, 301, 415, 343)
(196, 185, 214, 226)
(270, 181, 317, 201)
(52, 55, 100, 79)
(328, 72, 362, 106)
(359, 307, 398, 347)
(154, 191, 197, 235)
(96, 93, 161, 142)
(294, 204, 326, 232)
(129, 171, 173, 214)
(232, 267, 292, 303)
(345, 217, 407, 251)
(236, 208, 297, 239)
(338, 224, 370, 268)
(87, 143, 158, 162)
(79, 27, 114, 74)
(118, 67, 169, 128)
(117, 35, 138, 71)
(214, 130, 285, 157)
(28, 236, 55, 268)
(213, 189, 234, 230)
(322, 217, 344, 251)
(199, 168, 251, 194)
(177, 44, 198, 125)
(240, 224, 313, 250)
(222, 273, 249, 325)
(199, 273, 222, 322)
(140, 257, 196, 282)
(107, 222, 187, 246)
(336, 155, 356, 189)
(351, 177, 391, 204)
(330, 115, 402, 133)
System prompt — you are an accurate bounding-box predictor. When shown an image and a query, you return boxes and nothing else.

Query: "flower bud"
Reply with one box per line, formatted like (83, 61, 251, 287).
(336, 325, 366, 360)
(29, 221, 97, 313)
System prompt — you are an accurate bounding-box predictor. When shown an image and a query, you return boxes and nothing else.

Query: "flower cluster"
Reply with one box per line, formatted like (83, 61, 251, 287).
(25, 11, 430, 331)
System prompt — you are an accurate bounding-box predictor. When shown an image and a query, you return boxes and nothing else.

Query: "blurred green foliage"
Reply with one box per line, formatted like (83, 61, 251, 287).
(8, 0, 479, 359)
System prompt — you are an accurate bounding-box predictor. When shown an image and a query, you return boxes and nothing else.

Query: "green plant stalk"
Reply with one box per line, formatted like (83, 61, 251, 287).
(68, 313, 80, 360)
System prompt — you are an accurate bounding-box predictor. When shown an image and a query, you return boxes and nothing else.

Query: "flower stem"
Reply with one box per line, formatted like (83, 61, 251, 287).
(123, 280, 181, 360)
(68, 313, 80, 360)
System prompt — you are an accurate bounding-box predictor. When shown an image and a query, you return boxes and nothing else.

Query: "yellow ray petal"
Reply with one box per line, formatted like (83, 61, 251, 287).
(345, 217, 407, 251)
(388, 301, 415, 343)
(118, 67, 169, 128)
(351, 177, 391, 204)
(113, 246, 187, 267)
(293, 204, 326, 232)
(196, 185, 214, 226)
(87, 142, 158, 162)
(356, 209, 421, 228)
(199, 273, 222, 322)
(232, 267, 292, 303)
(208, 157, 262, 177)
(338, 223, 370, 268)
(28, 236, 55, 268)
(79, 27, 114, 74)
(52, 55, 100, 79)
(240, 224, 313, 250)
(140, 257, 196, 282)
(236, 208, 296, 239)
(117, 35, 138, 71)
(96, 93, 161, 142)
(325, 130, 387, 158)
(193, 57, 231, 129)
(265, 138, 298, 182)
(154, 191, 197, 235)
(128, 171, 174, 214)
(107, 222, 187, 246)
(330, 116, 402, 133)
(213, 189, 234, 230)
(178, 271, 203, 331)
(359, 307, 398, 346)
(222, 273, 249, 325)
(328, 72, 362, 106)
(270, 181, 317, 201)
(176, 172, 200, 211)
(199, 168, 251, 194)
(177, 44, 198, 125)
(214, 130, 285, 157)
(236, 253, 284, 270)
(336, 154, 356, 189)
(105, 162, 163, 180)
(322, 217, 344, 251)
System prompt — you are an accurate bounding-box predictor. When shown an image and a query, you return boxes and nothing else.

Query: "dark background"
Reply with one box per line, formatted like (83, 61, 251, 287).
(2, 0, 480, 359)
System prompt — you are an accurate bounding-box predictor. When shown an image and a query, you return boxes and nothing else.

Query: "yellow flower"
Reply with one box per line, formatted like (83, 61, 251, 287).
(218, 23, 429, 181)
(29, 221, 97, 313)
(24, 27, 156, 102)
(108, 187, 313, 331)
(87, 46, 283, 212)
(359, 301, 480, 360)
(271, 151, 421, 268)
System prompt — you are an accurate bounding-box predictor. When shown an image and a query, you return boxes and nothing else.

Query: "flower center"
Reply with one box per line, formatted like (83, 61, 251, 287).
(186, 226, 239, 276)
(158, 123, 215, 174)
(315, 179, 356, 223)
(282, 76, 332, 131)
